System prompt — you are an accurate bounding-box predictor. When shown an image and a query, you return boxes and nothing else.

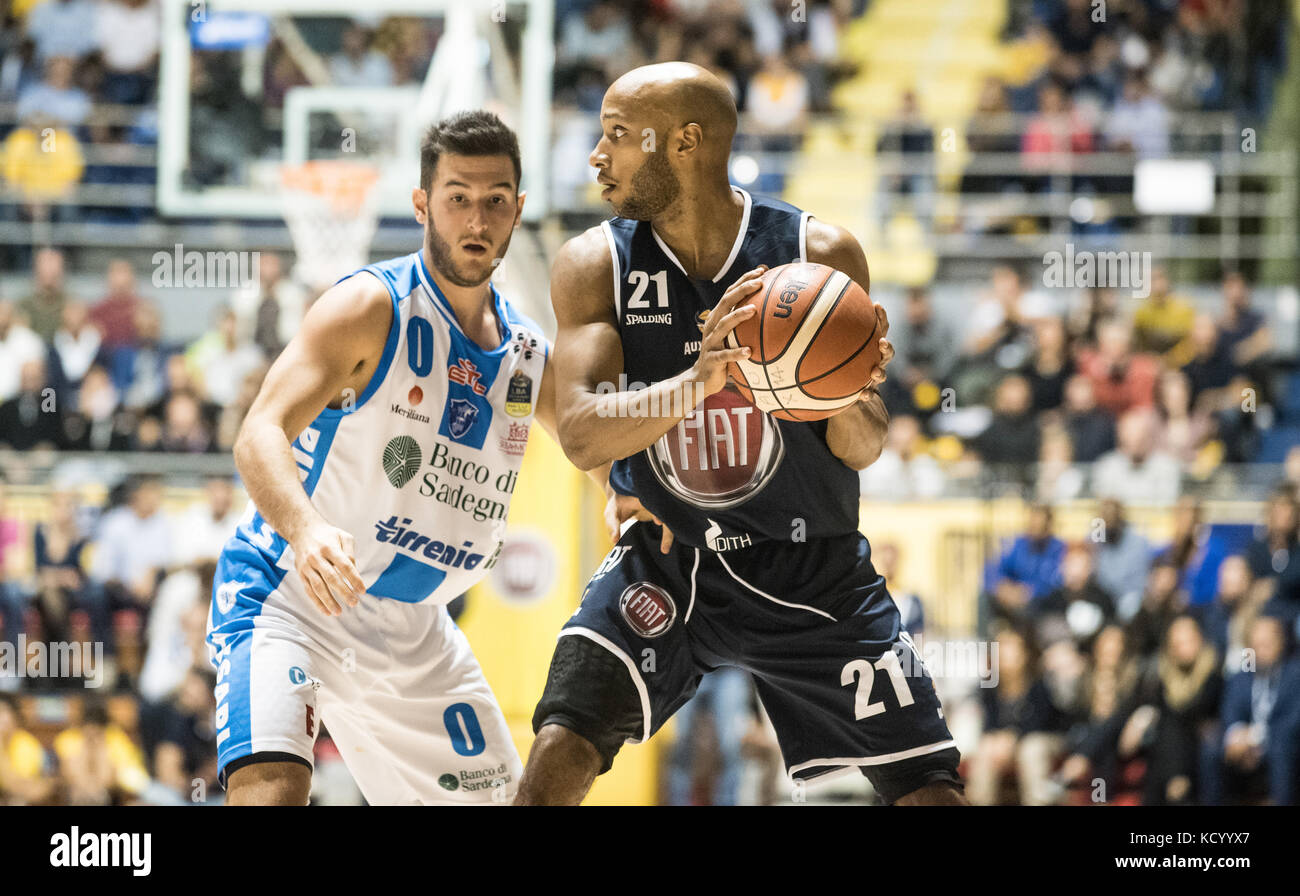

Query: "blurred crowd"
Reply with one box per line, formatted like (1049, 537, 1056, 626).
(0, 246, 298, 453)
(866, 262, 1297, 500)
(968, 488, 1300, 805)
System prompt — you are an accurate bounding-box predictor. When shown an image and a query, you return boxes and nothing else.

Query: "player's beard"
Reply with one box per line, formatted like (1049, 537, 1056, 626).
(614, 149, 681, 221)
(425, 222, 507, 288)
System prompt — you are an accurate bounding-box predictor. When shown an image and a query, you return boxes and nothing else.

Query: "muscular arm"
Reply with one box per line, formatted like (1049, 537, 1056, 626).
(231, 274, 383, 614)
(549, 228, 758, 471)
(534, 353, 613, 495)
(808, 219, 893, 471)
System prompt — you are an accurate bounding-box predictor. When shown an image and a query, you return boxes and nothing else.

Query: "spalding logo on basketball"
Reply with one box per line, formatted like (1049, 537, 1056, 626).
(647, 383, 784, 509)
(618, 582, 676, 638)
(724, 262, 880, 421)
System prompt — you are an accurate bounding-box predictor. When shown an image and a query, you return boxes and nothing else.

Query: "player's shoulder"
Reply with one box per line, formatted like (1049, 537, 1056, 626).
(802, 217, 869, 286)
(552, 224, 617, 290)
(302, 258, 396, 349)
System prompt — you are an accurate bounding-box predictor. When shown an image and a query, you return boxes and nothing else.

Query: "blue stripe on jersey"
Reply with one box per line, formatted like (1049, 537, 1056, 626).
(438, 327, 506, 450)
(209, 536, 290, 753)
(369, 552, 448, 603)
(321, 263, 405, 419)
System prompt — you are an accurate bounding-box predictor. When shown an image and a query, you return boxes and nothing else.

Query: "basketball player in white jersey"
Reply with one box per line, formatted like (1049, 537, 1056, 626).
(207, 111, 597, 805)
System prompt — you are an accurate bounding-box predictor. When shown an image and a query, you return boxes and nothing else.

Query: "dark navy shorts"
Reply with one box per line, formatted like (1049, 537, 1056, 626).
(536, 522, 961, 802)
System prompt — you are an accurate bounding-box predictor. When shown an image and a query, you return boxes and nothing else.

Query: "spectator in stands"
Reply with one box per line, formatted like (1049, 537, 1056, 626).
(968, 627, 1073, 805)
(557, 0, 633, 88)
(1060, 373, 1116, 463)
(89, 258, 143, 351)
(1125, 558, 1188, 664)
(0, 474, 27, 652)
(48, 300, 101, 405)
(1156, 496, 1223, 606)
(1245, 486, 1298, 584)
(1092, 498, 1151, 621)
(876, 89, 934, 213)
(1020, 78, 1094, 190)
(1059, 624, 1138, 794)
(53, 701, 149, 805)
(1132, 266, 1195, 365)
(1103, 71, 1170, 159)
(0, 693, 54, 805)
(189, 307, 265, 409)
(23, 0, 98, 63)
(96, 0, 159, 105)
(173, 477, 240, 566)
(972, 374, 1040, 468)
(960, 76, 1018, 199)
(1035, 423, 1085, 503)
(892, 285, 958, 391)
(873, 541, 924, 634)
(32, 489, 89, 645)
(88, 474, 171, 643)
(0, 358, 62, 450)
(18, 247, 68, 342)
(216, 363, 268, 452)
(986, 504, 1065, 630)
(139, 560, 213, 706)
(1092, 409, 1181, 505)
(16, 55, 89, 127)
(1121, 614, 1222, 805)
(58, 362, 134, 451)
(1196, 555, 1261, 673)
(234, 251, 305, 357)
(1154, 369, 1212, 466)
(1217, 271, 1271, 374)
(0, 298, 46, 404)
(149, 666, 218, 802)
(859, 414, 946, 500)
(668, 667, 751, 806)
(114, 301, 170, 412)
(140, 389, 214, 454)
(954, 264, 1037, 405)
(745, 51, 810, 139)
(1220, 614, 1300, 805)
(1180, 313, 1237, 406)
(1032, 542, 1116, 651)
(329, 24, 394, 88)
(1025, 317, 1073, 413)
(1075, 318, 1160, 416)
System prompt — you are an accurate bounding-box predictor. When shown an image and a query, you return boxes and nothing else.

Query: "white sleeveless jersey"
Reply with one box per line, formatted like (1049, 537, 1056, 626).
(232, 251, 549, 606)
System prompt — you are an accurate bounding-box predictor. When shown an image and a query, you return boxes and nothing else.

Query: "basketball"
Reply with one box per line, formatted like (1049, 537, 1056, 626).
(724, 262, 881, 421)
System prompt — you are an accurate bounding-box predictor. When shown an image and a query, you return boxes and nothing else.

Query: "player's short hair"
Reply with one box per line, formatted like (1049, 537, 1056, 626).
(420, 110, 521, 193)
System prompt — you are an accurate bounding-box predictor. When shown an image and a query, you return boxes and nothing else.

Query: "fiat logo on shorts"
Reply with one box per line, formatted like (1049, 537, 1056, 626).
(618, 583, 676, 638)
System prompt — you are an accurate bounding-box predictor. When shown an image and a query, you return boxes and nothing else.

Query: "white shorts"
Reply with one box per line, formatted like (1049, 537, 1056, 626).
(207, 537, 521, 805)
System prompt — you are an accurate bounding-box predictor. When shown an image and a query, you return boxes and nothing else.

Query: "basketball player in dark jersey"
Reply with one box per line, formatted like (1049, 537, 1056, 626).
(516, 62, 966, 805)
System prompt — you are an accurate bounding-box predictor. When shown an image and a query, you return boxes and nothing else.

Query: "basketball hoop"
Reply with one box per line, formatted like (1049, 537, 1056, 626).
(280, 160, 381, 290)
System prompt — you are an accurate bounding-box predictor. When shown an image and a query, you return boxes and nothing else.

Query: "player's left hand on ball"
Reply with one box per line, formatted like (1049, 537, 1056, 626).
(867, 302, 893, 388)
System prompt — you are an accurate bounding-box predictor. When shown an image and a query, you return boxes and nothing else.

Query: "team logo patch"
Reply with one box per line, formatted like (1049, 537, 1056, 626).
(618, 582, 676, 638)
(447, 399, 479, 439)
(382, 434, 423, 488)
(438, 774, 460, 791)
(505, 370, 533, 418)
(696, 309, 710, 331)
(448, 358, 488, 395)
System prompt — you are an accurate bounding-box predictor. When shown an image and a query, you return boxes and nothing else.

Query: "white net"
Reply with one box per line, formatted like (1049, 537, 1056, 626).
(280, 161, 381, 290)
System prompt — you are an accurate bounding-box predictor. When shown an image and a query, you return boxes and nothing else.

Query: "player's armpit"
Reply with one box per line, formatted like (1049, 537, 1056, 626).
(233, 273, 392, 557)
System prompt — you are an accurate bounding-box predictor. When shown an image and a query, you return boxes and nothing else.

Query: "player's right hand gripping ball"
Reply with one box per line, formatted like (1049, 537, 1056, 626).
(724, 262, 880, 421)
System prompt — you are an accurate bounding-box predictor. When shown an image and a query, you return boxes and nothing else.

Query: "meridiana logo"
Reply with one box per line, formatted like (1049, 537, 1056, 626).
(382, 435, 423, 488)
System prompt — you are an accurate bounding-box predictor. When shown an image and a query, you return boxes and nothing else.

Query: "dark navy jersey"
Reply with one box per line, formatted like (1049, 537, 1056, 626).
(605, 188, 861, 551)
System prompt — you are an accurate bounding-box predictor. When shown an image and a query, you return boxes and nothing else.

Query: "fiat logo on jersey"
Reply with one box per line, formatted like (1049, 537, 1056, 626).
(646, 384, 784, 509)
(619, 582, 676, 638)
